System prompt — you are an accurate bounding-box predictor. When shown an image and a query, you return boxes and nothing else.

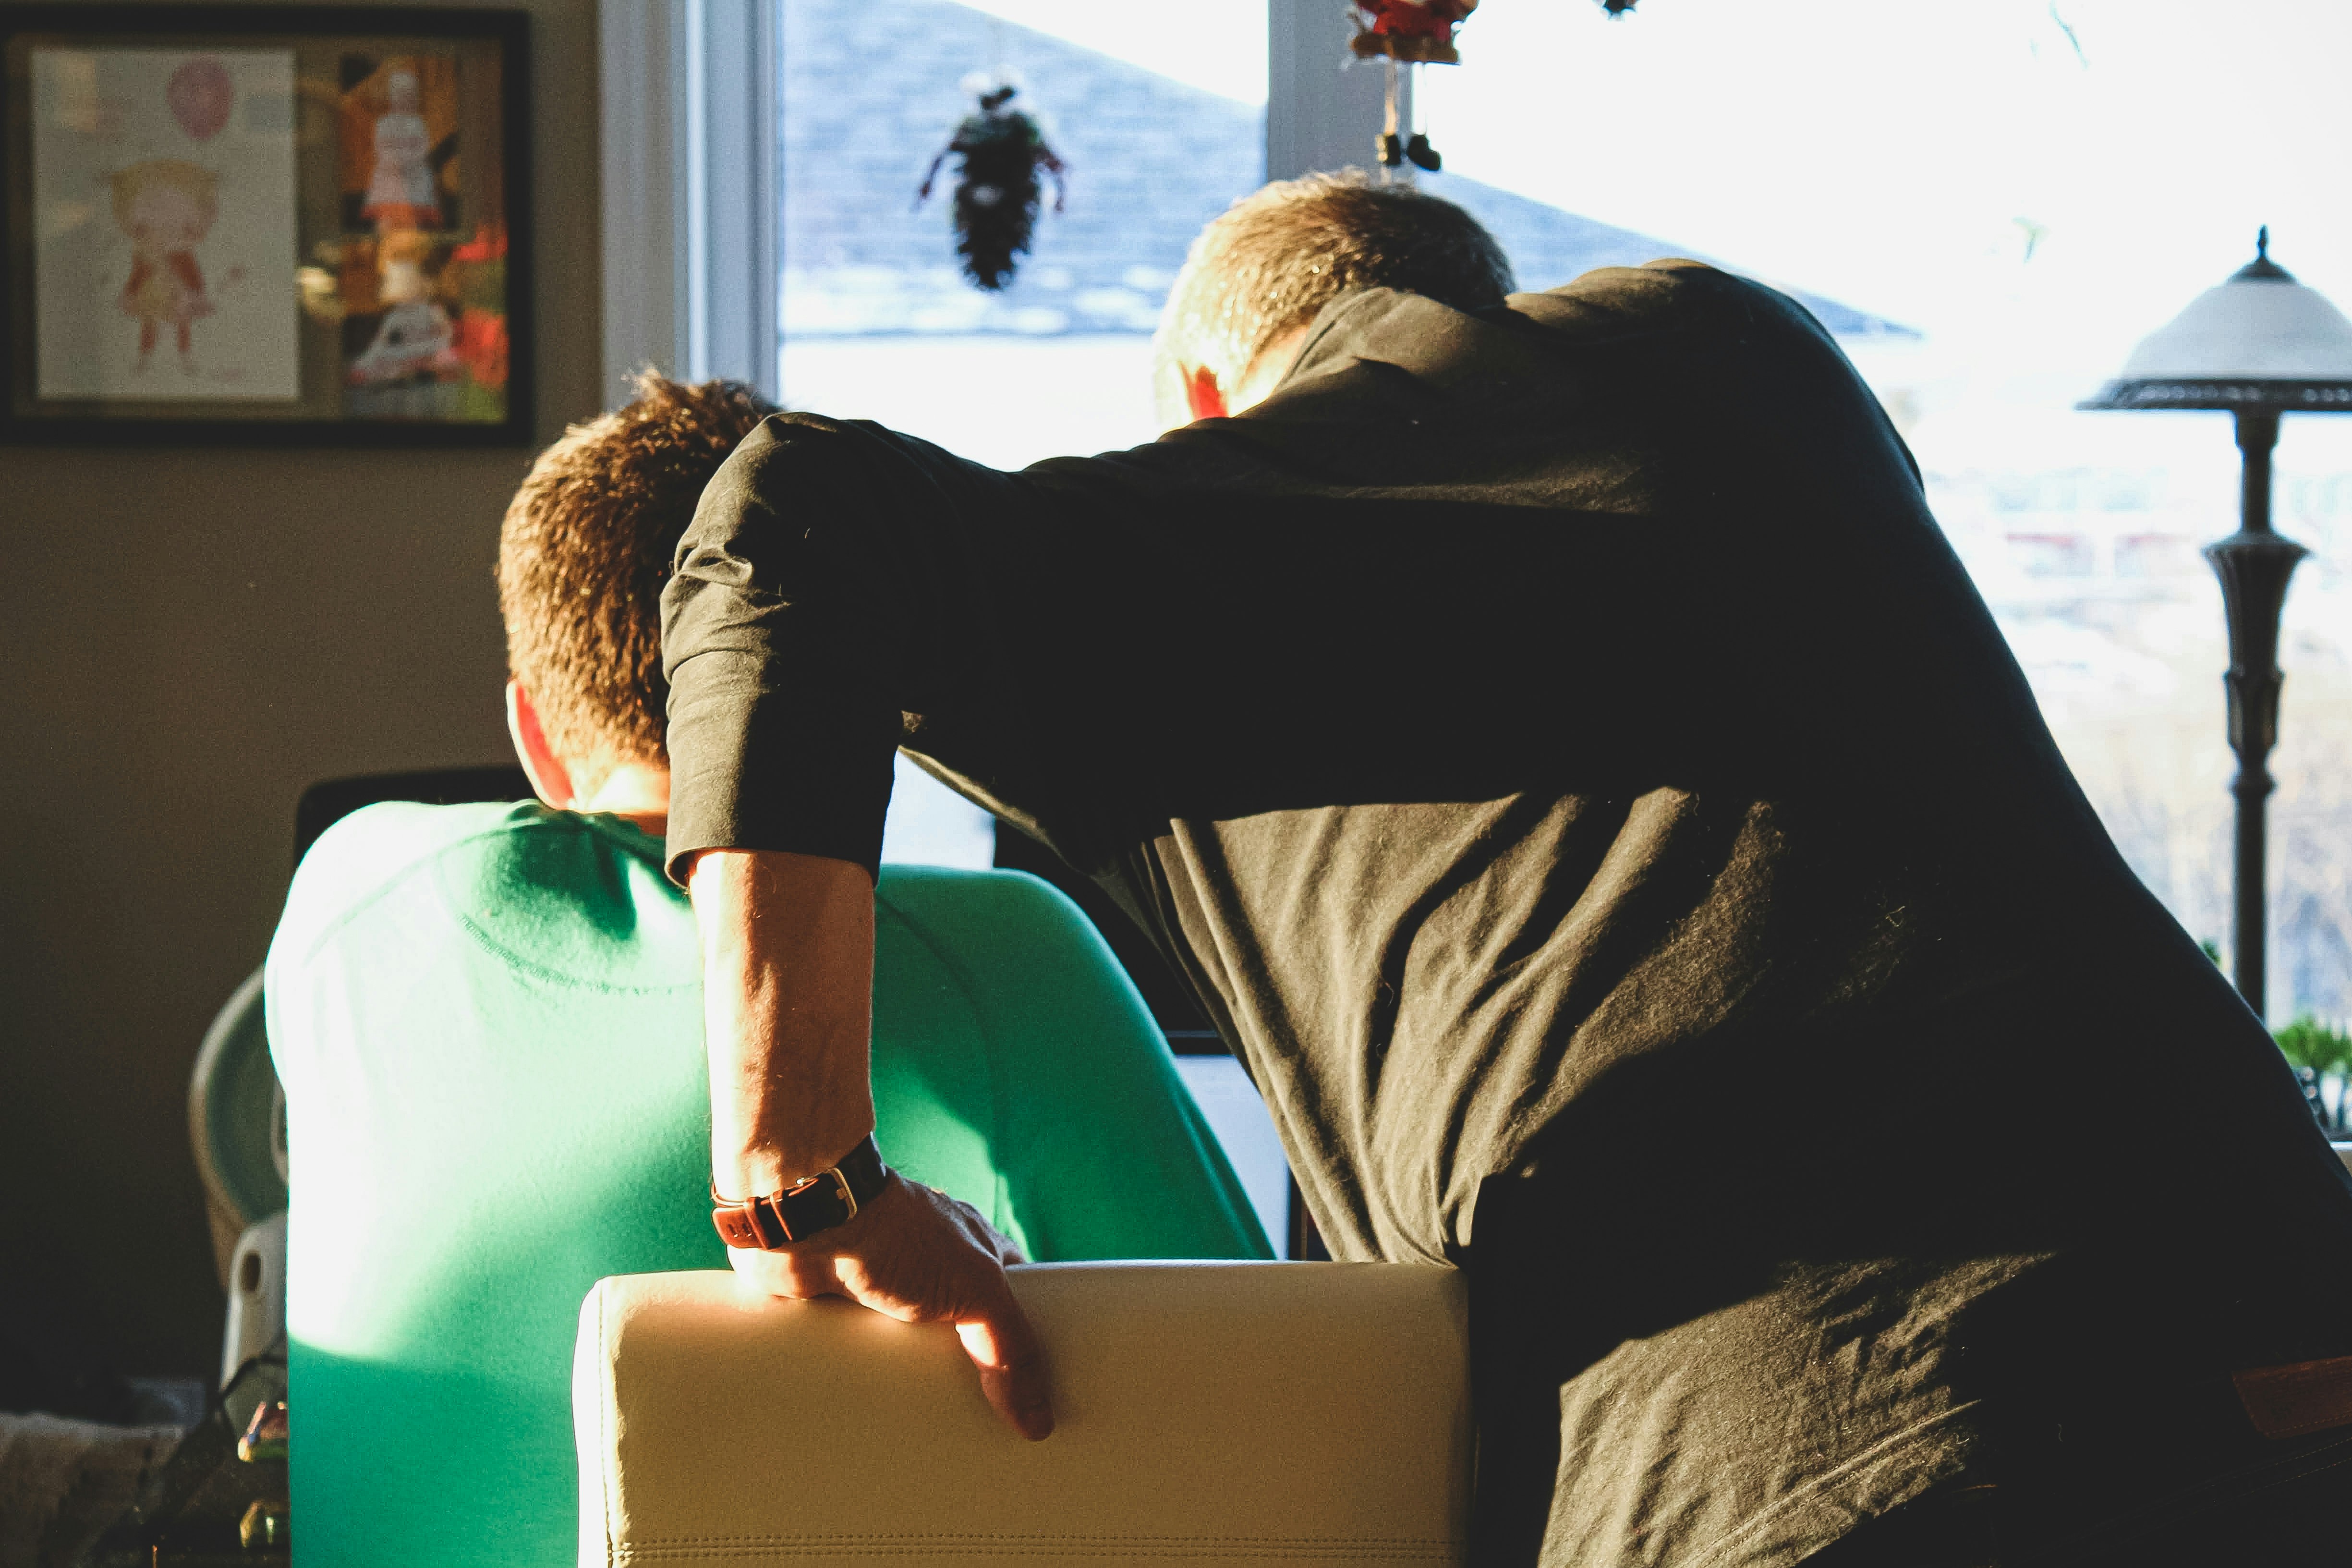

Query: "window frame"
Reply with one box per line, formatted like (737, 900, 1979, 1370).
(597, 0, 777, 403)
(602, 0, 1402, 406)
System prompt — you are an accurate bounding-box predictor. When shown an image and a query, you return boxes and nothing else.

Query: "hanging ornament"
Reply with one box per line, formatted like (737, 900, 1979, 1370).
(1373, 58, 1443, 174)
(916, 79, 1068, 292)
(1356, 0, 1642, 176)
(1355, 3, 1472, 178)
(1377, 58, 1406, 172)
(1350, 0, 1478, 65)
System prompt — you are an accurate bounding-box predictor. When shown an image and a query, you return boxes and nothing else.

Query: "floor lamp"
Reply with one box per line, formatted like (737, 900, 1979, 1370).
(2080, 230, 2352, 1017)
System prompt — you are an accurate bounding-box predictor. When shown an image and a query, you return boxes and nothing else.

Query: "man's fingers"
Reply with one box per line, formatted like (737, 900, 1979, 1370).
(956, 1300, 1053, 1441)
(726, 1176, 1050, 1437)
(939, 1191, 1026, 1266)
(728, 1243, 836, 1300)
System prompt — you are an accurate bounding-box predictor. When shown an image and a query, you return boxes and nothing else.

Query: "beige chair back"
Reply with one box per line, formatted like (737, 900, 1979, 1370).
(574, 1262, 1470, 1568)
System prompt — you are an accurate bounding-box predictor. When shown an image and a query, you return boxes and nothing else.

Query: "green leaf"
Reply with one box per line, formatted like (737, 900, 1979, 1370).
(2275, 1014, 2352, 1076)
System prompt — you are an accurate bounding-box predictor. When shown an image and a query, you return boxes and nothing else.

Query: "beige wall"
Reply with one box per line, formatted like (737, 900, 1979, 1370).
(0, 0, 602, 1376)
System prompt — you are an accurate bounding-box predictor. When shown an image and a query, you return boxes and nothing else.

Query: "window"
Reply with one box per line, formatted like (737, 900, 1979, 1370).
(779, 0, 1267, 468)
(783, 0, 1276, 881)
(782, 0, 1296, 1250)
(1414, 0, 2352, 1029)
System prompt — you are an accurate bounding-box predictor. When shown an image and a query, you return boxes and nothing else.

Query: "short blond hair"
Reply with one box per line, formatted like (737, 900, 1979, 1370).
(1153, 171, 1515, 407)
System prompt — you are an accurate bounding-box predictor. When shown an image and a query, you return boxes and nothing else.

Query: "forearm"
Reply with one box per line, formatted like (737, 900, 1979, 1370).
(688, 848, 878, 1193)
(661, 426, 1049, 1439)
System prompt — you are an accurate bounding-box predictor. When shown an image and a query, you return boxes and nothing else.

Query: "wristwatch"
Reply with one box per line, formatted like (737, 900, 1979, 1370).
(711, 1135, 891, 1249)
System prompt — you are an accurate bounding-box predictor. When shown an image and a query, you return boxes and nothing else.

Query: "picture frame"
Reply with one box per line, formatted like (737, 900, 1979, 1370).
(0, 4, 531, 446)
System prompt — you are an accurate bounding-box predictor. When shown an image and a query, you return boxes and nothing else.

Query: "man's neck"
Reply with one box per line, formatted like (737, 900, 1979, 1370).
(1230, 325, 1312, 414)
(574, 762, 670, 838)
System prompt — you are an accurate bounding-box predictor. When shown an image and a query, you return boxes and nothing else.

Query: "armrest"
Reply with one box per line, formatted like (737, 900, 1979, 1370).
(574, 1262, 1470, 1567)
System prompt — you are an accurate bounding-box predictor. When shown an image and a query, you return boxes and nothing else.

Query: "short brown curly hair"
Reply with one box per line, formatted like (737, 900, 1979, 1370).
(496, 373, 775, 783)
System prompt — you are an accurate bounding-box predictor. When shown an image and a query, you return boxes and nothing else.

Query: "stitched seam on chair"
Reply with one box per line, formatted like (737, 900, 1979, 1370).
(621, 1535, 1459, 1547)
(599, 1284, 620, 1568)
(618, 1554, 1453, 1561)
(617, 1548, 1455, 1562)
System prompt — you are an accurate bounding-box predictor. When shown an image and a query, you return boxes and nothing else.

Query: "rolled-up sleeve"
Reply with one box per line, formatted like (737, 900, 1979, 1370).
(660, 415, 975, 885)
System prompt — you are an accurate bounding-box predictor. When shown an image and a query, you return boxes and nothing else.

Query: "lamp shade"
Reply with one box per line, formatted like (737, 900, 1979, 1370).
(2080, 231, 2352, 412)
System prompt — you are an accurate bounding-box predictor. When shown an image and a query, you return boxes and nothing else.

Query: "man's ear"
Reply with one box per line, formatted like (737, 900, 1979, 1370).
(1183, 365, 1227, 422)
(506, 680, 577, 811)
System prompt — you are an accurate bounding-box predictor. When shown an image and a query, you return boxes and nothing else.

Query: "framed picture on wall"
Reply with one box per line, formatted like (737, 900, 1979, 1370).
(0, 5, 530, 445)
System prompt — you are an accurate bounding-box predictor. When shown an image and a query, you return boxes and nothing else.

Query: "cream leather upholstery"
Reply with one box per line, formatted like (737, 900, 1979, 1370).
(574, 1263, 1470, 1568)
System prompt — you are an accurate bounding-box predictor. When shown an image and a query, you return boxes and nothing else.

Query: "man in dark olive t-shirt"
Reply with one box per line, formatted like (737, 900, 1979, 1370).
(658, 175, 2352, 1567)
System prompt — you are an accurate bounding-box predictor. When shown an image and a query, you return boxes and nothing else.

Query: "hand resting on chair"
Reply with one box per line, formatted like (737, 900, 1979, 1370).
(723, 1171, 1052, 1439)
(691, 846, 1056, 1441)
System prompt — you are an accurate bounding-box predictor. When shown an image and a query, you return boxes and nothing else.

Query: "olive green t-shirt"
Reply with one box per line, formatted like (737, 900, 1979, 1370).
(658, 263, 2352, 1566)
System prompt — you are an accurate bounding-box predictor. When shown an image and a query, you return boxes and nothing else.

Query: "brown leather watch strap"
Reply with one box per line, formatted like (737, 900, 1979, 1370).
(711, 1135, 890, 1250)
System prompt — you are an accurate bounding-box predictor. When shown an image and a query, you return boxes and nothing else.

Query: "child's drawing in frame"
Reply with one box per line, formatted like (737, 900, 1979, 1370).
(30, 48, 298, 401)
(110, 158, 218, 374)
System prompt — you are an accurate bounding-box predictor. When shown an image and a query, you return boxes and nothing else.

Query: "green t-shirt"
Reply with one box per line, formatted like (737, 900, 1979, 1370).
(266, 800, 1267, 1568)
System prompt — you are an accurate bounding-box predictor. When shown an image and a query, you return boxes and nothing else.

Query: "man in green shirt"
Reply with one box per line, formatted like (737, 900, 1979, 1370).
(266, 375, 1267, 1568)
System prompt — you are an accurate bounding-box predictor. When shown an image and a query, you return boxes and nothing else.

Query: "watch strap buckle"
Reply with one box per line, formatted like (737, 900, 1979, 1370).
(710, 1136, 884, 1250)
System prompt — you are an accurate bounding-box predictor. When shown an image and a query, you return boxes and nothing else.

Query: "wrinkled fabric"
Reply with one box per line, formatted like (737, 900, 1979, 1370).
(662, 263, 2352, 1566)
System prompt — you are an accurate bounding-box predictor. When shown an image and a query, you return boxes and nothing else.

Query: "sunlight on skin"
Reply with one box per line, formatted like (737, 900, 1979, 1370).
(504, 679, 670, 837)
(1160, 323, 1312, 436)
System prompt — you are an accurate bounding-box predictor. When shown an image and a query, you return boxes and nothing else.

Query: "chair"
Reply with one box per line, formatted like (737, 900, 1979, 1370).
(188, 967, 289, 1387)
(189, 769, 537, 1388)
(574, 1262, 1471, 1568)
(189, 968, 286, 1261)
(579, 1148, 2352, 1568)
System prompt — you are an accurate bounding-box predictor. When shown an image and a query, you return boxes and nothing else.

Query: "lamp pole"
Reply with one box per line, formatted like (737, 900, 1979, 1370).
(2080, 229, 2352, 1018)
(2206, 407, 2305, 1015)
